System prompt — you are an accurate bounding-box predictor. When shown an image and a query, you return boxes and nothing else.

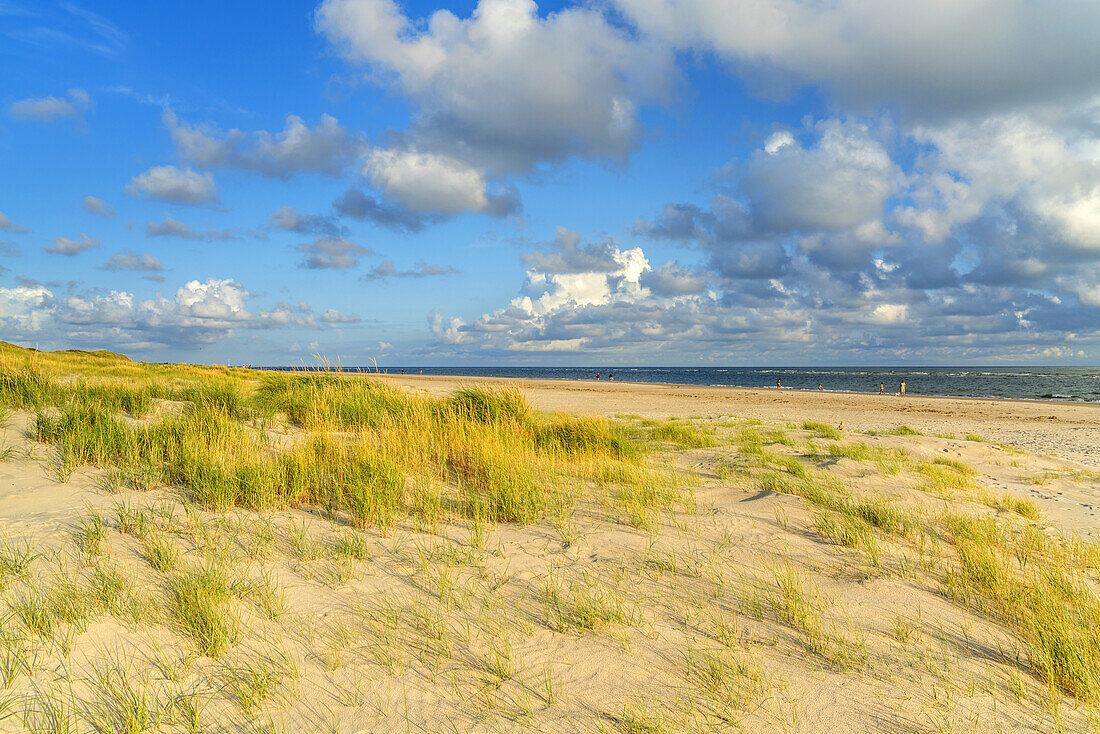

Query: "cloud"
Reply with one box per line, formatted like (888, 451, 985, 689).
(46, 233, 101, 255)
(426, 219, 1100, 361)
(295, 235, 374, 269)
(0, 278, 332, 351)
(612, 0, 1100, 119)
(7, 3, 130, 57)
(269, 207, 344, 237)
(636, 120, 907, 277)
(739, 119, 898, 233)
(0, 212, 30, 234)
(634, 195, 752, 244)
(317, 0, 674, 175)
(521, 227, 620, 273)
(362, 260, 460, 281)
(332, 188, 437, 233)
(640, 262, 707, 296)
(320, 308, 361, 324)
(165, 110, 365, 178)
(82, 195, 115, 217)
(102, 85, 174, 107)
(125, 166, 216, 205)
(315, 0, 671, 217)
(429, 311, 467, 345)
(897, 111, 1100, 251)
(8, 88, 90, 122)
(634, 195, 790, 279)
(145, 215, 237, 241)
(96, 251, 164, 273)
(0, 284, 53, 333)
(433, 230, 654, 352)
(362, 148, 520, 216)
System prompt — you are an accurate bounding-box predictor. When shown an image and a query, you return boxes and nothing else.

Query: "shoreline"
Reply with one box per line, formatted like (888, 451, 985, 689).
(372, 373, 1100, 468)
(4, 348, 1100, 732)
(251, 366, 1100, 405)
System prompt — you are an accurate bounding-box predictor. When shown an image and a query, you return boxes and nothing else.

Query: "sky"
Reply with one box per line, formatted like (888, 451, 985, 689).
(1, 0, 1099, 366)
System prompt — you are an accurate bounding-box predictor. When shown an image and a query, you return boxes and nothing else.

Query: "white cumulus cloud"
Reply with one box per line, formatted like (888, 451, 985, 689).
(9, 89, 91, 123)
(164, 110, 365, 178)
(83, 196, 115, 217)
(125, 166, 216, 205)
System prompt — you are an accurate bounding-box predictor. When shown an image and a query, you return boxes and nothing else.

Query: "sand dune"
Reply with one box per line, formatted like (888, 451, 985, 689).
(378, 374, 1100, 467)
(2, 366, 1099, 733)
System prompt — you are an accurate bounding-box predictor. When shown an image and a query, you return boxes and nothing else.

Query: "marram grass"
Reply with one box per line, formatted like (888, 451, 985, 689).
(22, 360, 681, 529)
(5, 340, 1100, 713)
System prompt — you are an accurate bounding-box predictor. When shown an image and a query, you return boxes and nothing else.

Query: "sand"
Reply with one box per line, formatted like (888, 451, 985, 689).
(376, 374, 1100, 468)
(2, 378, 1099, 733)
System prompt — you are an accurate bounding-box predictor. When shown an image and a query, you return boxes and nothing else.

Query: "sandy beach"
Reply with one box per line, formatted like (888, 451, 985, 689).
(378, 374, 1100, 467)
(3, 351, 1100, 733)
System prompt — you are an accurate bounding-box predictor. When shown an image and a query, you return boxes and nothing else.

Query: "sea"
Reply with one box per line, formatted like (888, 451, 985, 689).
(259, 366, 1100, 403)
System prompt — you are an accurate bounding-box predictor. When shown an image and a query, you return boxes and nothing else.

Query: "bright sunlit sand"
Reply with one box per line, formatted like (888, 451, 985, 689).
(4, 0, 1100, 730)
(2, 343, 1099, 733)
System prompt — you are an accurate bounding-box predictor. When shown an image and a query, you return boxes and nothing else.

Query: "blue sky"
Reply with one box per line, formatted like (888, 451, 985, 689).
(1, 0, 1098, 366)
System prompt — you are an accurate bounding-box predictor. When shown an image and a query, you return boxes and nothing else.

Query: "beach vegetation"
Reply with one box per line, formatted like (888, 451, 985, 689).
(170, 563, 241, 657)
(25, 363, 676, 532)
(3, 340, 1100, 729)
(639, 418, 717, 448)
(801, 421, 841, 440)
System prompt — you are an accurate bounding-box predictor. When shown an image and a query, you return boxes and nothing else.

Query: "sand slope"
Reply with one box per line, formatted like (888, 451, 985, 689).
(377, 374, 1100, 467)
(1, 383, 1099, 733)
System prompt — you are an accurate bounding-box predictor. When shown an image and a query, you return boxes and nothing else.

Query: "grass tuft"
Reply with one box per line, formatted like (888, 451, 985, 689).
(801, 421, 841, 440)
(170, 564, 241, 657)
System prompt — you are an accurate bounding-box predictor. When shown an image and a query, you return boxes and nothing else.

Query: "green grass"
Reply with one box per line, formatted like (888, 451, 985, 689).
(824, 441, 909, 467)
(642, 419, 717, 448)
(686, 646, 765, 724)
(334, 532, 372, 561)
(801, 421, 841, 440)
(30, 366, 672, 530)
(221, 648, 300, 716)
(447, 385, 530, 424)
(12, 338, 1100, 721)
(813, 511, 879, 563)
(544, 573, 634, 633)
(913, 459, 976, 496)
(170, 564, 241, 657)
(141, 532, 180, 573)
(13, 576, 92, 639)
(85, 664, 170, 733)
(0, 541, 35, 586)
(945, 535, 1100, 703)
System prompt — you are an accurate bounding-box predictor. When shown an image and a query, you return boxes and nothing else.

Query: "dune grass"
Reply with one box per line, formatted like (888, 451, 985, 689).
(801, 421, 841, 440)
(4, 340, 1100, 725)
(23, 364, 678, 530)
(647, 421, 717, 449)
(747, 432, 1099, 701)
(170, 563, 242, 658)
(544, 572, 634, 633)
(945, 528, 1100, 703)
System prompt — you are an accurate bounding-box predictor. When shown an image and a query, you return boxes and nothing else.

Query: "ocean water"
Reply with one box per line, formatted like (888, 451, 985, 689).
(261, 366, 1100, 403)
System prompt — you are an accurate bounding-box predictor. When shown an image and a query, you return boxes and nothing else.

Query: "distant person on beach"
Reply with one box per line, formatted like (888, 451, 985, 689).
(880, 382, 885, 395)
(900, 381, 906, 396)
(776, 378, 781, 389)
(818, 383, 822, 391)
(596, 372, 600, 381)
(609, 373, 614, 381)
